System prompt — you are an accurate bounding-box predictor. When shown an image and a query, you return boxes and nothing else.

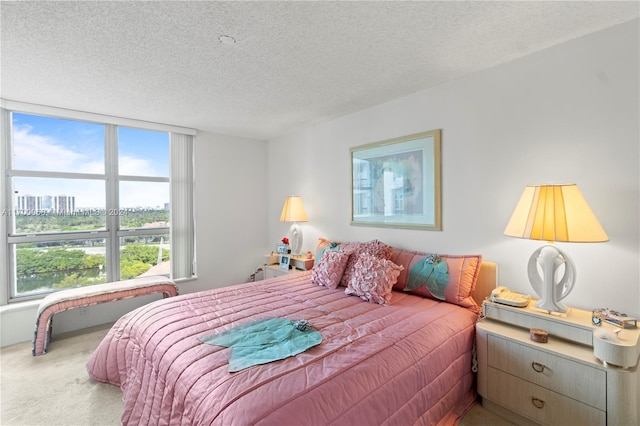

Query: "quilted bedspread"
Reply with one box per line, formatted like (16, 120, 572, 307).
(86, 271, 478, 425)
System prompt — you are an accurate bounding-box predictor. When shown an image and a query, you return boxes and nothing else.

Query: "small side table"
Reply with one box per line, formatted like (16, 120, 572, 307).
(263, 264, 306, 279)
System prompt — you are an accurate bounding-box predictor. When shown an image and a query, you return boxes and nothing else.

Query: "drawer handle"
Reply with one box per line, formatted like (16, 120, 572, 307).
(531, 361, 546, 373)
(531, 397, 545, 409)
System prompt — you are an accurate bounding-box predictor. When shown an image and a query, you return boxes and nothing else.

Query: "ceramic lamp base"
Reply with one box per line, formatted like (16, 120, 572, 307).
(527, 244, 576, 313)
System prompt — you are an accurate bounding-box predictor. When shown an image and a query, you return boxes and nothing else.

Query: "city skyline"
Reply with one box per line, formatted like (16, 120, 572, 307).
(15, 194, 75, 214)
(14, 193, 169, 211)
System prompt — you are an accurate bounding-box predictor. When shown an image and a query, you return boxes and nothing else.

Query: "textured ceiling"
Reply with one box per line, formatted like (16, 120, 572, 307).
(1, 1, 638, 139)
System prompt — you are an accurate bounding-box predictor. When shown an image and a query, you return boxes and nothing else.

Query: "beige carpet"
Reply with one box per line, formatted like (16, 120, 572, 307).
(1, 324, 514, 425)
(1, 324, 122, 426)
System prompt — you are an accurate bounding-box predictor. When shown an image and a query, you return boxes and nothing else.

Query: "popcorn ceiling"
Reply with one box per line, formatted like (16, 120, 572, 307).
(1, 1, 636, 139)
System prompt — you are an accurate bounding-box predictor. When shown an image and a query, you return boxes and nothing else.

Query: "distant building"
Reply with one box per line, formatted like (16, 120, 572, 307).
(40, 195, 52, 210)
(54, 195, 74, 214)
(15, 194, 75, 214)
(16, 195, 40, 212)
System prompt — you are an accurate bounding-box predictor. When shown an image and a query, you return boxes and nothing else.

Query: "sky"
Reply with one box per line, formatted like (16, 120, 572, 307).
(11, 113, 170, 209)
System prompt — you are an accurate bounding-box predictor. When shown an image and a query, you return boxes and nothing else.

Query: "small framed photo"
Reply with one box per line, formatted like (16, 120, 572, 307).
(276, 243, 288, 255)
(279, 254, 290, 270)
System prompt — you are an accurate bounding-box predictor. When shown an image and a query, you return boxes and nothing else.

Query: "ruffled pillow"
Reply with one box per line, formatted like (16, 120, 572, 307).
(314, 238, 343, 267)
(340, 240, 393, 287)
(311, 250, 350, 289)
(345, 254, 403, 305)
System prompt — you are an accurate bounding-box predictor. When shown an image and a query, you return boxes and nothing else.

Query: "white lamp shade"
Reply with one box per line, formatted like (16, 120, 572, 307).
(504, 184, 608, 243)
(280, 196, 308, 223)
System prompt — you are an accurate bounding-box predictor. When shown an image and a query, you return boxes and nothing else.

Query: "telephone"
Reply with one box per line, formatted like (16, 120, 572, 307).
(490, 287, 530, 308)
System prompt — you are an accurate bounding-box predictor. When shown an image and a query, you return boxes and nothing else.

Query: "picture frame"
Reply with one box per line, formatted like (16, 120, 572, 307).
(279, 254, 291, 270)
(350, 129, 442, 230)
(276, 243, 288, 255)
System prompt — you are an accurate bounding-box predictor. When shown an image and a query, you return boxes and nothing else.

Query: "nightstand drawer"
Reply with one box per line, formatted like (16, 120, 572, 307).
(488, 334, 606, 410)
(487, 367, 606, 426)
(264, 265, 305, 279)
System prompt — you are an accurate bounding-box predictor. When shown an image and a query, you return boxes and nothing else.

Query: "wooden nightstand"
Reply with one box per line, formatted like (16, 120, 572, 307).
(263, 264, 306, 279)
(476, 300, 639, 426)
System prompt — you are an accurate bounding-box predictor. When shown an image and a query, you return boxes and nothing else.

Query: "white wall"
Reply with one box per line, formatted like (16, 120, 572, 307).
(3, 19, 637, 347)
(267, 20, 640, 317)
(0, 131, 269, 347)
(187, 131, 270, 292)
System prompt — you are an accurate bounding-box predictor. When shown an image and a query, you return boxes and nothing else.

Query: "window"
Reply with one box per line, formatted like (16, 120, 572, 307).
(1, 103, 195, 302)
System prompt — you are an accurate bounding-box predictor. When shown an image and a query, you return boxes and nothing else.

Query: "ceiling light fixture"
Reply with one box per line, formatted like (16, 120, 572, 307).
(218, 35, 236, 45)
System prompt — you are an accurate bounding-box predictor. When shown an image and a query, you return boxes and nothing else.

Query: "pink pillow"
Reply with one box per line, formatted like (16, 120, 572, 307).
(311, 251, 350, 289)
(389, 249, 482, 311)
(340, 240, 394, 287)
(345, 254, 403, 305)
(314, 238, 338, 266)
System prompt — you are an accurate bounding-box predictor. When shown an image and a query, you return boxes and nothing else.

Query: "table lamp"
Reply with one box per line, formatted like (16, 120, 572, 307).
(504, 184, 608, 313)
(280, 196, 308, 255)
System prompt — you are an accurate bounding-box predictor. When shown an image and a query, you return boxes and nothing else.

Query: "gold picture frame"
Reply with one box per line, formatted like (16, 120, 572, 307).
(350, 129, 442, 230)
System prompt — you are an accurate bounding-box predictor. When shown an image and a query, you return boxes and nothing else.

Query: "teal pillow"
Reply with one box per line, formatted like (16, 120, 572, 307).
(404, 254, 449, 300)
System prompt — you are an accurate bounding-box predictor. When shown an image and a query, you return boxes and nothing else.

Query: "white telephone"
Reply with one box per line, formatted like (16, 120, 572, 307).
(490, 286, 530, 308)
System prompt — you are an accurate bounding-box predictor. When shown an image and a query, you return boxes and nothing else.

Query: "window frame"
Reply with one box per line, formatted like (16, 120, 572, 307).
(1, 101, 196, 304)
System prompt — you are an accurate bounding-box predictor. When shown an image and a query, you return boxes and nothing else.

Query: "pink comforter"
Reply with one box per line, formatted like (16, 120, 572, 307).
(87, 272, 478, 425)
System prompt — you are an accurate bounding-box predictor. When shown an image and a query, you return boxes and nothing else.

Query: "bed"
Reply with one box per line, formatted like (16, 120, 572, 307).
(87, 242, 496, 425)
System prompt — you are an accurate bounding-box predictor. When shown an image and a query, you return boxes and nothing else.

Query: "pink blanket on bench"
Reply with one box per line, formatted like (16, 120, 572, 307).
(34, 276, 177, 356)
(87, 272, 477, 425)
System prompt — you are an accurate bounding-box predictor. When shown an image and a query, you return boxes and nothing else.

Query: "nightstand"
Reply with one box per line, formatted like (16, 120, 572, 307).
(263, 264, 306, 279)
(476, 300, 639, 426)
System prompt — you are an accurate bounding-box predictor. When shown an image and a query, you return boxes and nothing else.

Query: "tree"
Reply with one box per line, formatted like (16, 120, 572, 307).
(53, 273, 105, 289)
(16, 248, 85, 274)
(84, 254, 104, 269)
(121, 262, 151, 280)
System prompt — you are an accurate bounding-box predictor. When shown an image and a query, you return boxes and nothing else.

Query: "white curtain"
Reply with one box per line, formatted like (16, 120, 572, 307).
(170, 133, 196, 280)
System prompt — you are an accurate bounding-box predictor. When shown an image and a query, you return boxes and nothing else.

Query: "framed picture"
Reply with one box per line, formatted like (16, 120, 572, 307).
(276, 243, 288, 254)
(279, 254, 290, 270)
(350, 129, 442, 230)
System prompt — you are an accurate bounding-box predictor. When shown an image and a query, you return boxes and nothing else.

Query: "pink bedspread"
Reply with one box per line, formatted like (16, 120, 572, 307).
(87, 271, 478, 425)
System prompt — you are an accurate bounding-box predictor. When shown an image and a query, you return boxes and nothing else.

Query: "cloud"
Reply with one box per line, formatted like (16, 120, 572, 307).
(12, 124, 166, 209)
(118, 156, 158, 176)
(13, 124, 104, 174)
(120, 181, 169, 209)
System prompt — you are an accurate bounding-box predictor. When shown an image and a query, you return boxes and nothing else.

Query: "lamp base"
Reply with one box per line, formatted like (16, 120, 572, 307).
(527, 245, 576, 313)
(535, 296, 568, 313)
(289, 223, 303, 255)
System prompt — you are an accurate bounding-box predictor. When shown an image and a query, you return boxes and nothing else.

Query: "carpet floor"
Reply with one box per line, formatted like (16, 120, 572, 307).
(1, 324, 515, 425)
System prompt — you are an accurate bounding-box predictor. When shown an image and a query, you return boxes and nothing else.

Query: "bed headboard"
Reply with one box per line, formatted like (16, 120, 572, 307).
(472, 261, 497, 306)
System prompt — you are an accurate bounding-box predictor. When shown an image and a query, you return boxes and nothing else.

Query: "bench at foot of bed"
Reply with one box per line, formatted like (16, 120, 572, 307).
(32, 276, 178, 356)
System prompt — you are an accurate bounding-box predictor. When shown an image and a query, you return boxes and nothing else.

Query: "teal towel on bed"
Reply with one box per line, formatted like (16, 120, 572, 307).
(200, 318, 322, 372)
